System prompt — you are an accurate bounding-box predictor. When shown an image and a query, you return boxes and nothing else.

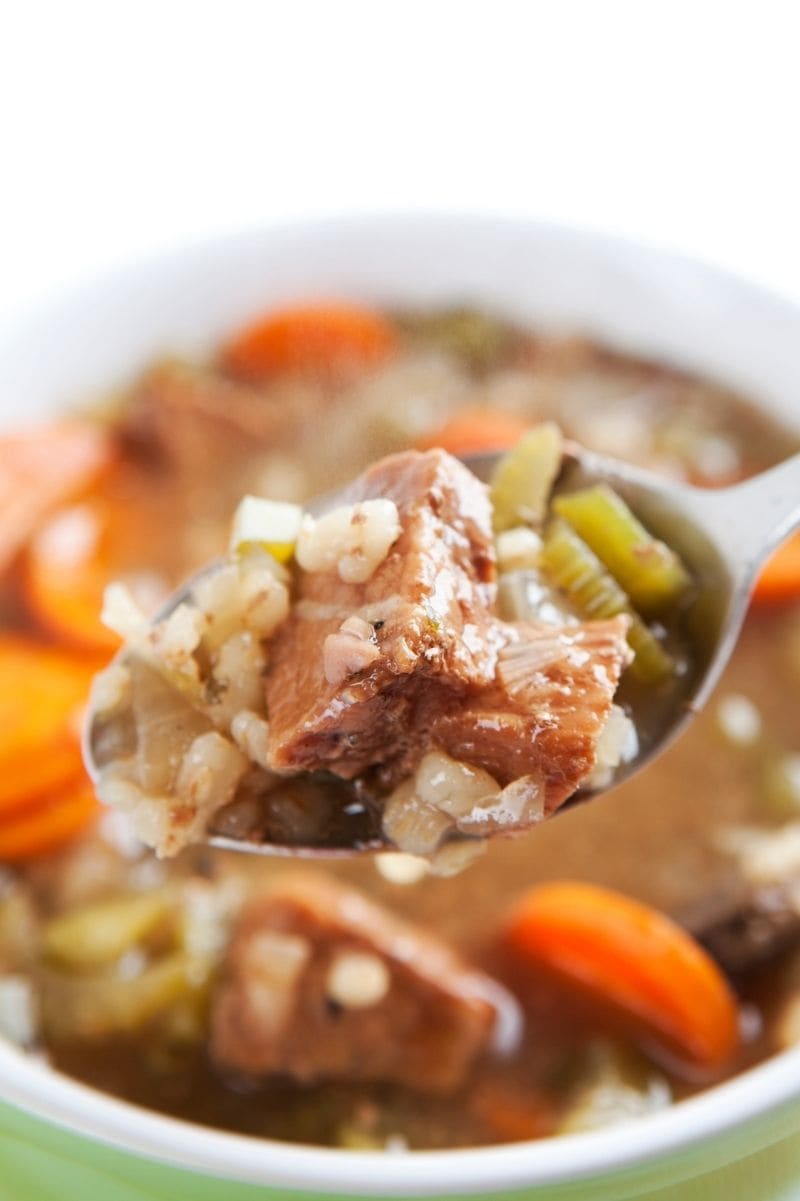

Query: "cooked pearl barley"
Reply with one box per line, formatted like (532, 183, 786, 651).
(175, 732, 249, 841)
(326, 951, 390, 1009)
(149, 603, 206, 679)
(382, 781, 454, 854)
(243, 931, 311, 1034)
(414, 750, 501, 820)
(323, 618, 381, 685)
(230, 710, 272, 771)
(495, 526, 542, 572)
(101, 582, 150, 641)
(717, 694, 762, 746)
(209, 632, 266, 728)
(296, 499, 401, 584)
(89, 661, 131, 716)
(239, 566, 290, 636)
(374, 852, 430, 885)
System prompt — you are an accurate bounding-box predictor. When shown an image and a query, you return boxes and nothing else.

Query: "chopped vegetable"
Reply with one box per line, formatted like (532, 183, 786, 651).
(40, 951, 210, 1040)
(557, 1042, 671, 1133)
(0, 639, 95, 808)
(490, 424, 564, 533)
(0, 779, 99, 861)
(0, 422, 111, 575)
(398, 308, 512, 372)
(416, 407, 531, 457)
(752, 531, 800, 605)
(229, 495, 304, 563)
(22, 499, 122, 654)
(553, 485, 691, 617)
(504, 882, 739, 1071)
(540, 519, 674, 683)
(43, 890, 174, 970)
(221, 303, 398, 382)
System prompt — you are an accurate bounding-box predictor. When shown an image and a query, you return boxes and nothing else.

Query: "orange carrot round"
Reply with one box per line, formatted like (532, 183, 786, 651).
(416, 407, 530, 456)
(23, 500, 122, 655)
(0, 732, 83, 817)
(221, 303, 398, 382)
(0, 778, 99, 861)
(0, 637, 94, 783)
(752, 531, 800, 605)
(504, 881, 739, 1071)
(0, 422, 112, 575)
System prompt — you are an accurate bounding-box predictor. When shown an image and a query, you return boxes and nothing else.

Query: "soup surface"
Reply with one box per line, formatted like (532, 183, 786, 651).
(1, 303, 800, 1149)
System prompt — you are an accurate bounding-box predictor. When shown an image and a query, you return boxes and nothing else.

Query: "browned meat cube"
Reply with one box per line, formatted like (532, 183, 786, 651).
(265, 446, 633, 822)
(265, 449, 499, 784)
(210, 872, 513, 1093)
(428, 618, 634, 812)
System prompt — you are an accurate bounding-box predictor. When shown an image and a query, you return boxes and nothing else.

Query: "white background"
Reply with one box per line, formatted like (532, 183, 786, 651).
(1, 1, 799, 325)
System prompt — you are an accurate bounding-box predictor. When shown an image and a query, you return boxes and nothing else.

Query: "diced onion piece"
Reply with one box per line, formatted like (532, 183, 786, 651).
(296, 499, 401, 584)
(495, 526, 542, 572)
(326, 951, 390, 1009)
(230, 495, 304, 564)
(490, 423, 563, 533)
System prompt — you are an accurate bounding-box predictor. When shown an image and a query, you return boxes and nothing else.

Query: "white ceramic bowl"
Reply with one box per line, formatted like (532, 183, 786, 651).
(1, 214, 799, 1201)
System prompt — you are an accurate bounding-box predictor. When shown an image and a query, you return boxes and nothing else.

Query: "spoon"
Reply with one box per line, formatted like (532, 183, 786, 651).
(83, 446, 800, 856)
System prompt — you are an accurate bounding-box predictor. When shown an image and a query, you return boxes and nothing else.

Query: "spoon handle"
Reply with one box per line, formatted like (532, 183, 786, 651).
(690, 451, 800, 583)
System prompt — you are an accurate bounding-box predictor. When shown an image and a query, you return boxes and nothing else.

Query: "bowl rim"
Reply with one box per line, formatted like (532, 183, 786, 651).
(2, 211, 800, 1195)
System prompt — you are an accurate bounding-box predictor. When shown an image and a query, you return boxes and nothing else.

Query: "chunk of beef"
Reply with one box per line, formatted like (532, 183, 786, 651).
(428, 619, 633, 811)
(210, 872, 513, 1093)
(265, 447, 633, 815)
(265, 450, 500, 783)
(120, 361, 293, 477)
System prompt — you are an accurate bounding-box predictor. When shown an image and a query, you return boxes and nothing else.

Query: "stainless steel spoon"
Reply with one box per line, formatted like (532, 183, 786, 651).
(83, 446, 800, 856)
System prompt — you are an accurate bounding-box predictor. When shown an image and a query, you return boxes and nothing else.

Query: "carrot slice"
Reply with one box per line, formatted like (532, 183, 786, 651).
(416, 407, 531, 456)
(504, 881, 739, 1071)
(221, 303, 398, 382)
(0, 638, 94, 784)
(0, 778, 99, 860)
(0, 730, 83, 816)
(752, 531, 800, 605)
(23, 500, 123, 654)
(0, 422, 111, 574)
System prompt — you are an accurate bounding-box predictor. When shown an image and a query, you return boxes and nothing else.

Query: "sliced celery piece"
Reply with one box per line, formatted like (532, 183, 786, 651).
(540, 518, 675, 683)
(490, 423, 564, 533)
(43, 890, 174, 970)
(553, 485, 691, 617)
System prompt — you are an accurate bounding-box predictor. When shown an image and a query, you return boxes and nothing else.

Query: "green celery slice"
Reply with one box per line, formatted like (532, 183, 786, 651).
(540, 518, 675, 683)
(553, 484, 691, 617)
(490, 423, 564, 533)
(43, 891, 174, 970)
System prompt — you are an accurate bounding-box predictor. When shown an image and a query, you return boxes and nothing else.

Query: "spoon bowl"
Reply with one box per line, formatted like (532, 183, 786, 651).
(83, 445, 800, 856)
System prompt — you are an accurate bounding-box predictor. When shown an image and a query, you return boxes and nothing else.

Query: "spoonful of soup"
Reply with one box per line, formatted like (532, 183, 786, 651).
(83, 426, 800, 868)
